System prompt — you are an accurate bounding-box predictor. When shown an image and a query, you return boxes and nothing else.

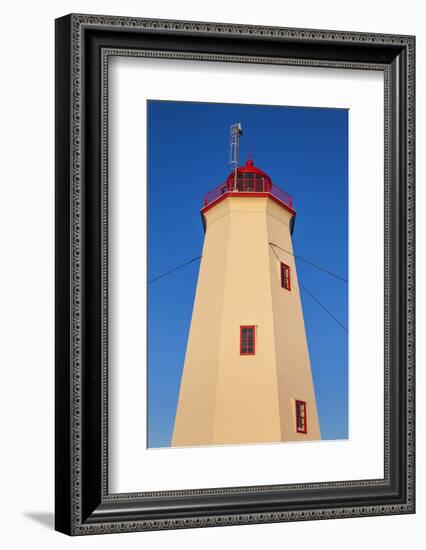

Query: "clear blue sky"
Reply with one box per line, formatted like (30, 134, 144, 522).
(147, 100, 348, 447)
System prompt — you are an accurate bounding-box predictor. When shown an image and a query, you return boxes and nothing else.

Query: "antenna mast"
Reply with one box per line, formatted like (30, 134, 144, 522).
(228, 123, 243, 191)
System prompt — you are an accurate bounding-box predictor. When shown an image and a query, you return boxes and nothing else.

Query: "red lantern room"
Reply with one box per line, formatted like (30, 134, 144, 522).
(202, 158, 294, 222)
(225, 159, 272, 193)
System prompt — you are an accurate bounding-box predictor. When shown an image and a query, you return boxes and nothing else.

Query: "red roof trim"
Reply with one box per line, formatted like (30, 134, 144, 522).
(200, 192, 296, 216)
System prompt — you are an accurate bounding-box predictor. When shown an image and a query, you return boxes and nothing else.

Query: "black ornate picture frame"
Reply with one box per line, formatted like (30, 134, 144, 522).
(55, 13, 415, 535)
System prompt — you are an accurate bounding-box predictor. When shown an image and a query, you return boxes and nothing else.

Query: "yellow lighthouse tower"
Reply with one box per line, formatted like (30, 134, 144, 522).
(172, 127, 320, 447)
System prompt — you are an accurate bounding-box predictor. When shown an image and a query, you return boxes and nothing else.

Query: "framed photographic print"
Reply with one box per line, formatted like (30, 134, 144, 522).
(55, 14, 415, 535)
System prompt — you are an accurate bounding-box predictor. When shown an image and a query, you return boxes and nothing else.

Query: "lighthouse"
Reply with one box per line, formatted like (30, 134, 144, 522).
(172, 125, 321, 447)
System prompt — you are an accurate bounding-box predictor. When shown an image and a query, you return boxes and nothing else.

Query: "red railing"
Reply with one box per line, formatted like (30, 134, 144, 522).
(203, 181, 293, 210)
(269, 183, 293, 209)
(203, 183, 229, 207)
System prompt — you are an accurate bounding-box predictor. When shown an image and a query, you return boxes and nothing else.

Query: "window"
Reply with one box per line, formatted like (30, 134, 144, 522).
(240, 326, 255, 355)
(236, 173, 267, 193)
(295, 400, 307, 433)
(280, 262, 291, 290)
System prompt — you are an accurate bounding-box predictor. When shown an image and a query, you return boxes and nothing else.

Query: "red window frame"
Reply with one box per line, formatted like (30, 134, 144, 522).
(295, 400, 307, 434)
(240, 326, 256, 355)
(280, 262, 291, 290)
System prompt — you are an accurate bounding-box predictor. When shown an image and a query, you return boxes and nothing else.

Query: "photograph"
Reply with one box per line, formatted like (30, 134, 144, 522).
(147, 100, 349, 448)
(52, 11, 415, 537)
